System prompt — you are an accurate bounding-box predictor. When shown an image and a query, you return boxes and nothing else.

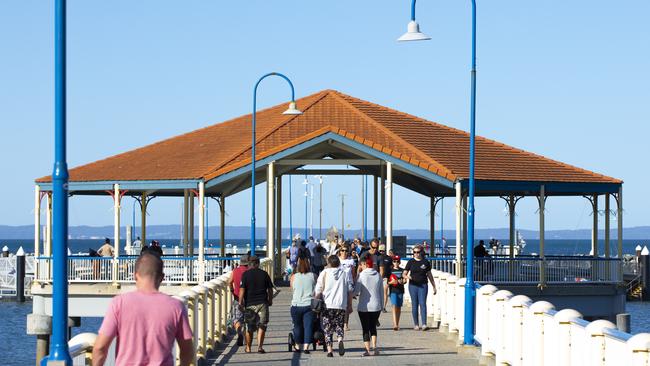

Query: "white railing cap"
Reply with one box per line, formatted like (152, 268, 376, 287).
(439, 272, 450, 280)
(529, 300, 555, 314)
(554, 308, 583, 323)
(509, 295, 532, 307)
(68, 332, 97, 355)
(627, 333, 650, 351)
(191, 285, 207, 294)
(586, 319, 617, 336)
(202, 281, 218, 290)
(478, 284, 498, 295)
(173, 295, 188, 305)
(447, 275, 458, 283)
(493, 289, 514, 300)
(179, 289, 198, 298)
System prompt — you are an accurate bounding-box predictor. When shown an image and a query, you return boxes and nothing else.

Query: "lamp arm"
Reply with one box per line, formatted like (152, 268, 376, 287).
(411, 0, 417, 21)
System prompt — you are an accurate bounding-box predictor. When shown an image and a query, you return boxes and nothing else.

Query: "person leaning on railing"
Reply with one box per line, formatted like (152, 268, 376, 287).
(92, 253, 194, 366)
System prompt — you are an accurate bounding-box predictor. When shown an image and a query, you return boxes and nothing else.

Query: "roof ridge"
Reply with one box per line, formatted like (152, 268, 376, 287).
(329, 91, 456, 180)
(201, 90, 330, 178)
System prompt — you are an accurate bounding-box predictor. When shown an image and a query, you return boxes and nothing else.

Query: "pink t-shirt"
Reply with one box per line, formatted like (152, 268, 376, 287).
(99, 291, 193, 366)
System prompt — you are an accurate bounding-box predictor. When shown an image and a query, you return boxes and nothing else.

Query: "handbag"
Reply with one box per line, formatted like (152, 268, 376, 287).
(311, 272, 327, 313)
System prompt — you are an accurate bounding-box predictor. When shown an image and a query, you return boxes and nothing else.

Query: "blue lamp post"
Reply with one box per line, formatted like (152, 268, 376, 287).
(250, 73, 302, 257)
(398, 0, 478, 346)
(48, 0, 73, 363)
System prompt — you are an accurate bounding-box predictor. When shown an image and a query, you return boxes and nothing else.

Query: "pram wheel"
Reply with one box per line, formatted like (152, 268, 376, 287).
(288, 332, 295, 352)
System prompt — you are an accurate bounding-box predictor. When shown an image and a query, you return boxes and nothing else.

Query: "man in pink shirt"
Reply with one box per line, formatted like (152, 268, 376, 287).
(226, 254, 249, 346)
(92, 253, 194, 366)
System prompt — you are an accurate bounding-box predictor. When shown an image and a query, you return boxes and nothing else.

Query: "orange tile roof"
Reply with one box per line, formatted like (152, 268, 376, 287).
(36, 89, 621, 185)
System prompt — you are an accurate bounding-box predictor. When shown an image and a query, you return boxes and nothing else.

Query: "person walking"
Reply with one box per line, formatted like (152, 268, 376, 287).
(227, 254, 250, 346)
(238, 256, 274, 354)
(337, 243, 356, 331)
(388, 255, 405, 330)
(92, 253, 193, 365)
(378, 244, 392, 312)
(315, 255, 353, 357)
(354, 253, 384, 356)
(403, 244, 437, 330)
(290, 257, 316, 353)
(306, 236, 326, 276)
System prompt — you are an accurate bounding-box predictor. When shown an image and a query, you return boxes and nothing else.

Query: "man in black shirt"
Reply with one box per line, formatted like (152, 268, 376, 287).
(378, 245, 393, 312)
(238, 256, 273, 353)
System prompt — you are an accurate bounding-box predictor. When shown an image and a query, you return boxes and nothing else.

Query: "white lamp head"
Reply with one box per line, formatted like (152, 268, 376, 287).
(282, 101, 303, 115)
(397, 20, 431, 42)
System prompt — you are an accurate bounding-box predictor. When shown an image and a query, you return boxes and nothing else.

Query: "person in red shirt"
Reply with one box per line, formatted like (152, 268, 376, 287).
(227, 254, 250, 346)
(92, 253, 193, 366)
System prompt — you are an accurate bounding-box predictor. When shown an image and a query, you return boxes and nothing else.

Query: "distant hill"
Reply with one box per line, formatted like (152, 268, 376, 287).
(1, 225, 649, 240)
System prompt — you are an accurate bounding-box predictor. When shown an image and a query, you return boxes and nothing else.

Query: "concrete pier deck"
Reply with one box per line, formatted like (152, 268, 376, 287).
(207, 285, 479, 365)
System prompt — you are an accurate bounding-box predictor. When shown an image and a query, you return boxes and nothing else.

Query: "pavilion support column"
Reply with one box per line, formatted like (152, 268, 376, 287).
(455, 182, 463, 277)
(113, 184, 121, 285)
(539, 184, 546, 288)
(361, 176, 365, 241)
(462, 195, 468, 260)
(617, 187, 623, 259)
(430, 197, 435, 257)
(386, 162, 393, 253)
(509, 195, 516, 258)
(373, 177, 378, 240)
(380, 164, 386, 243)
(198, 182, 205, 281)
(220, 196, 226, 257)
(591, 194, 599, 258)
(34, 185, 41, 282)
(605, 194, 610, 258)
(141, 193, 147, 245)
(183, 190, 189, 256)
(45, 192, 52, 278)
(267, 162, 275, 280)
(276, 176, 282, 278)
(189, 193, 195, 257)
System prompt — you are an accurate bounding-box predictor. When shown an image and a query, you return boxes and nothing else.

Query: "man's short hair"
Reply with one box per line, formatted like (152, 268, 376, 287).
(135, 252, 164, 280)
(248, 255, 260, 267)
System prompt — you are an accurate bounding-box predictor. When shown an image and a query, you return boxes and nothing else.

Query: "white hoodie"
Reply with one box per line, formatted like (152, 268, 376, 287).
(315, 267, 353, 310)
(354, 267, 384, 312)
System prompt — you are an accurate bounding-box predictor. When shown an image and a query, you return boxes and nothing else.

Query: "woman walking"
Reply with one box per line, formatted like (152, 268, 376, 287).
(315, 255, 353, 357)
(354, 253, 384, 356)
(337, 243, 356, 331)
(387, 255, 405, 330)
(290, 257, 316, 353)
(403, 244, 437, 330)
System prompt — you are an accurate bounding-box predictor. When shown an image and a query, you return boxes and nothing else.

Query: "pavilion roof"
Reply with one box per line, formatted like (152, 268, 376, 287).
(36, 89, 621, 186)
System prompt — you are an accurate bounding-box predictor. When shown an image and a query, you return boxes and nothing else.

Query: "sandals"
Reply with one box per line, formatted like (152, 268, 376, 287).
(258, 348, 266, 354)
(361, 351, 371, 357)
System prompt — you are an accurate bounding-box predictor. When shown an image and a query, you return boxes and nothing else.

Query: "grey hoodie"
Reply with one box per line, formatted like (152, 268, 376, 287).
(315, 267, 353, 310)
(354, 267, 384, 312)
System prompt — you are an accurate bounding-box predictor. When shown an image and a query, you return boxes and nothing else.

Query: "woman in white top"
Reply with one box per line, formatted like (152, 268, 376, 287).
(337, 243, 356, 331)
(354, 253, 384, 356)
(315, 255, 353, 357)
(290, 257, 316, 353)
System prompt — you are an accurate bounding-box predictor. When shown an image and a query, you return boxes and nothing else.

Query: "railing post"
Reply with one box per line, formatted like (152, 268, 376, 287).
(219, 279, 229, 339)
(180, 289, 198, 366)
(172, 295, 188, 366)
(586, 319, 616, 365)
(554, 309, 583, 366)
(627, 333, 650, 365)
(192, 285, 207, 361)
(210, 279, 223, 344)
(202, 282, 217, 353)
(438, 273, 449, 330)
(525, 301, 555, 366)
(432, 270, 442, 327)
(447, 276, 458, 334)
(476, 285, 497, 358)
(456, 277, 466, 341)
(507, 295, 532, 366)
(491, 290, 513, 364)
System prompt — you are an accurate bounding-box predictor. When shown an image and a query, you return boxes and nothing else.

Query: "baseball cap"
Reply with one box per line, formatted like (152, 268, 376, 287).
(393, 255, 401, 261)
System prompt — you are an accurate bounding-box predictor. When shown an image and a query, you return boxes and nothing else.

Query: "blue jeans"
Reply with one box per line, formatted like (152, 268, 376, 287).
(290, 305, 314, 345)
(408, 283, 428, 327)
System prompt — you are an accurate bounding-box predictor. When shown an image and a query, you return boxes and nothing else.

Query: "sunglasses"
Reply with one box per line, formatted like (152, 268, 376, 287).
(413, 250, 422, 254)
(371, 246, 378, 249)
(340, 250, 348, 252)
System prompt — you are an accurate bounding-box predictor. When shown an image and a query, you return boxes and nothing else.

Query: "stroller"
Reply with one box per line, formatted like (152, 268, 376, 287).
(288, 308, 327, 352)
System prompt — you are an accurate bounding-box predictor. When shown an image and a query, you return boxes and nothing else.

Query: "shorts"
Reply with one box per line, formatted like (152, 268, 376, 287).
(383, 278, 388, 286)
(232, 298, 244, 325)
(390, 292, 404, 307)
(244, 303, 269, 332)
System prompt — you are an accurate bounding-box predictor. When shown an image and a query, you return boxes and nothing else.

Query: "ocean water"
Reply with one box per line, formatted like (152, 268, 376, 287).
(2, 237, 650, 365)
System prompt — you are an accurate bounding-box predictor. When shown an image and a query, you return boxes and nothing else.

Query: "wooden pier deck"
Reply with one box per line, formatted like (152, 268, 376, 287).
(207, 285, 479, 366)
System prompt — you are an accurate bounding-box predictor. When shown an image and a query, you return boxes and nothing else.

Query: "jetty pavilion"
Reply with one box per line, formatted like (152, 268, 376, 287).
(32, 89, 624, 319)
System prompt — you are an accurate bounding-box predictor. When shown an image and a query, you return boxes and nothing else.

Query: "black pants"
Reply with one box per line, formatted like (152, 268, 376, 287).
(358, 311, 381, 342)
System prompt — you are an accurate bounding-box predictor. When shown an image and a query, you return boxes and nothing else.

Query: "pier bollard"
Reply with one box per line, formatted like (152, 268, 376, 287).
(617, 313, 631, 333)
(524, 301, 555, 366)
(554, 309, 583, 366)
(456, 278, 466, 341)
(491, 290, 513, 365)
(180, 289, 198, 366)
(172, 295, 188, 366)
(191, 285, 208, 360)
(438, 273, 449, 329)
(16, 248, 26, 302)
(507, 295, 532, 366)
(446, 276, 458, 333)
(586, 319, 616, 365)
(202, 281, 218, 351)
(476, 284, 497, 357)
(27, 313, 51, 365)
(627, 333, 650, 365)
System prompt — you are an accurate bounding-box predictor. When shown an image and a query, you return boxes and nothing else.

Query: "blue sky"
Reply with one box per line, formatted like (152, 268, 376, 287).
(0, 1, 648, 235)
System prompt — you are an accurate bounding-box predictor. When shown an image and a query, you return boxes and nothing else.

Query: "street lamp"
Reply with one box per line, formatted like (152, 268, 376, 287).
(302, 176, 309, 240)
(250, 72, 301, 257)
(397, 0, 478, 346)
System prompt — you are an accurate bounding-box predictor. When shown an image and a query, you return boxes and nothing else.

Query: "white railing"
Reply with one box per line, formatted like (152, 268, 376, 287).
(0, 255, 35, 296)
(426, 266, 650, 365)
(62, 258, 272, 366)
(36, 256, 241, 285)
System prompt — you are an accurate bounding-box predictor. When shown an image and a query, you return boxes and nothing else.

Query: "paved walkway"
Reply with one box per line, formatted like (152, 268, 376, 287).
(207, 285, 479, 366)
